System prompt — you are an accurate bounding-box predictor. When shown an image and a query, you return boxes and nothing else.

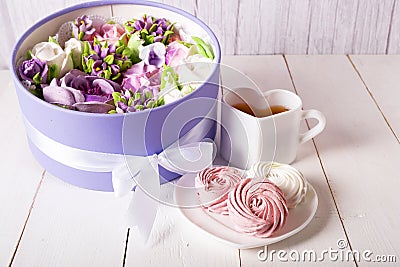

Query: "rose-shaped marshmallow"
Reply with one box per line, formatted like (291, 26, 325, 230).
(165, 41, 189, 67)
(96, 23, 126, 44)
(18, 58, 48, 85)
(195, 166, 243, 215)
(31, 41, 73, 78)
(249, 161, 307, 208)
(43, 70, 118, 113)
(227, 178, 288, 238)
(64, 38, 84, 69)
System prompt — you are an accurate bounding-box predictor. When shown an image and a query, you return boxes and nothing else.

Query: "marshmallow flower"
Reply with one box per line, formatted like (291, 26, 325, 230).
(227, 178, 288, 238)
(31, 41, 73, 78)
(249, 161, 307, 208)
(195, 166, 243, 215)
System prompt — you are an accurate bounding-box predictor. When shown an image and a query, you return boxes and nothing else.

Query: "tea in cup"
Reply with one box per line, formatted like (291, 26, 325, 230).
(220, 88, 326, 168)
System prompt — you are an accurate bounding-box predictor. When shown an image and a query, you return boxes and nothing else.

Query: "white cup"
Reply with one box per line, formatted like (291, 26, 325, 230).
(220, 88, 326, 169)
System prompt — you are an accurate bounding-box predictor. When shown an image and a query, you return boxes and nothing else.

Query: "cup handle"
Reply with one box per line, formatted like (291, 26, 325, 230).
(299, 109, 326, 144)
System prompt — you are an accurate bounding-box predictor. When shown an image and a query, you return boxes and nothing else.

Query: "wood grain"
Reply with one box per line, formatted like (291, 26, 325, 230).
(2, 0, 400, 70)
(0, 71, 44, 267)
(12, 173, 129, 267)
(124, 184, 240, 267)
(286, 55, 400, 266)
(349, 55, 400, 142)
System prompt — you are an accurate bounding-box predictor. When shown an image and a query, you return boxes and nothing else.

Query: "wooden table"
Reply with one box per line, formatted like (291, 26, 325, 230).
(1, 55, 399, 266)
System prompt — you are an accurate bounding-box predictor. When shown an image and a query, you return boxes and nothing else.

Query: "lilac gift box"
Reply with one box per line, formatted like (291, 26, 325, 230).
(11, 0, 221, 191)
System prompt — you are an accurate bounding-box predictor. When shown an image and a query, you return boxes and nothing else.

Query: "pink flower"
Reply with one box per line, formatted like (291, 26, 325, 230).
(96, 23, 126, 44)
(122, 61, 160, 91)
(195, 166, 243, 215)
(165, 41, 189, 67)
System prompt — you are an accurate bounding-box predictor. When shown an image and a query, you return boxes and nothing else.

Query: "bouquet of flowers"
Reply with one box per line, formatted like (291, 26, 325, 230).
(17, 14, 215, 114)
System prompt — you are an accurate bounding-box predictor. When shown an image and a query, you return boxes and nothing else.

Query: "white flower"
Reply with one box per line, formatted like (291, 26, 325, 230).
(138, 42, 166, 68)
(176, 55, 213, 85)
(31, 41, 73, 78)
(64, 38, 83, 68)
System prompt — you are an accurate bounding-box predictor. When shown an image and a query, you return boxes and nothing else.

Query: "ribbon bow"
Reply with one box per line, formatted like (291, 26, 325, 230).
(112, 141, 214, 243)
(24, 117, 215, 244)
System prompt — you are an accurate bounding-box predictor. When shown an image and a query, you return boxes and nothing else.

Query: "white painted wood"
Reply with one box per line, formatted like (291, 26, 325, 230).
(12, 173, 129, 267)
(308, 0, 339, 54)
(0, 71, 44, 267)
(349, 55, 400, 142)
(196, 0, 239, 55)
(388, 0, 400, 53)
(124, 183, 240, 266)
(221, 56, 352, 266)
(351, 0, 395, 54)
(3, 0, 400, 70)
(286, 55, 400, 265)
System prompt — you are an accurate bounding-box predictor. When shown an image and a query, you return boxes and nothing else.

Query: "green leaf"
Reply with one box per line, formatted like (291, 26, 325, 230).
(146, 100, 155, 108)
(124, 20, 135, 33)
(116, 45, 126, 55)
(134, 92, 142, 100)
(28, 88, 43, 99)
(78, 32, 85, 41)
(83, 41, 91, 55)
(104, 54, 114, 65)
(112, 92, 121, 106)
(120, 97, 127, 105)
(135, 104, 144, 111)
(102, 69, 111, 80)
(145, 90, 152, 99)
(108, 110, 118, 114)
(148, 23, 157, 33)
(160, 65, 182, 91)
(47, 64, 59, 82)
(26, 50, 32, 60)
(112, 73, 121, 81)
(191, 36, 214, 60)
(128, 97, 134, 107)
(32, 72, 42, 85)
(177, 41, 194, 48)
(48, 36, 59, 45)
(155, 96, 165, 107)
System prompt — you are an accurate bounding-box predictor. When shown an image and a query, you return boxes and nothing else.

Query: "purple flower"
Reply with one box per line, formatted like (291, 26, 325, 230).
(42, 70, 120, 113)
(139, 42, 166, 68)
(73, 15, 96, 41)
(125, 15, 174, 45)
(82, 41, 130, 82)
(62, 70, 121, 102)
(18, 58, 48, 85)
(112, 86, 160, 113)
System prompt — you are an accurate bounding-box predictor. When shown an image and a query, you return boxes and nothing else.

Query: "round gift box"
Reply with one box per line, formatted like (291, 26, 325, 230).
(11, 0, 221, 191)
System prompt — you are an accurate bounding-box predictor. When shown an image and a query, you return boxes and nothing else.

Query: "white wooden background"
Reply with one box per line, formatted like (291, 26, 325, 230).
(2, 0, 400, 70)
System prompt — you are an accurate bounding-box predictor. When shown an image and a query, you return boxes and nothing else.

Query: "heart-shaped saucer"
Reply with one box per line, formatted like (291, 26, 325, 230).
(174, 172, 318, 249)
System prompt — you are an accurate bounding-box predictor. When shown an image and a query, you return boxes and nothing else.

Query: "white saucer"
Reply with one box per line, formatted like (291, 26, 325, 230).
(174, 173, 318, 249)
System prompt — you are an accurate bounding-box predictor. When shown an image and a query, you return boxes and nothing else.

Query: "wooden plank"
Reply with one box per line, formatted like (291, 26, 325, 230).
(351, 0, 395, 54)
(221, 56, 351, 266)
(286, 55, 400, 265)
(349, 55, 400, 142)
(124, 198, 240, 267)
(12, 173, 128, 266)
(0, 71, 44, 266)
(196, 0, 239, 55)
(387, 0, 400, 53)
(308, 0, 339, 54)
(330, 0, 358, 54)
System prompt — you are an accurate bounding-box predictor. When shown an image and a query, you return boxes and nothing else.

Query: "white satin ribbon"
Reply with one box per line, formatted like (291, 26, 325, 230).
(24, 118, 214, 243)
